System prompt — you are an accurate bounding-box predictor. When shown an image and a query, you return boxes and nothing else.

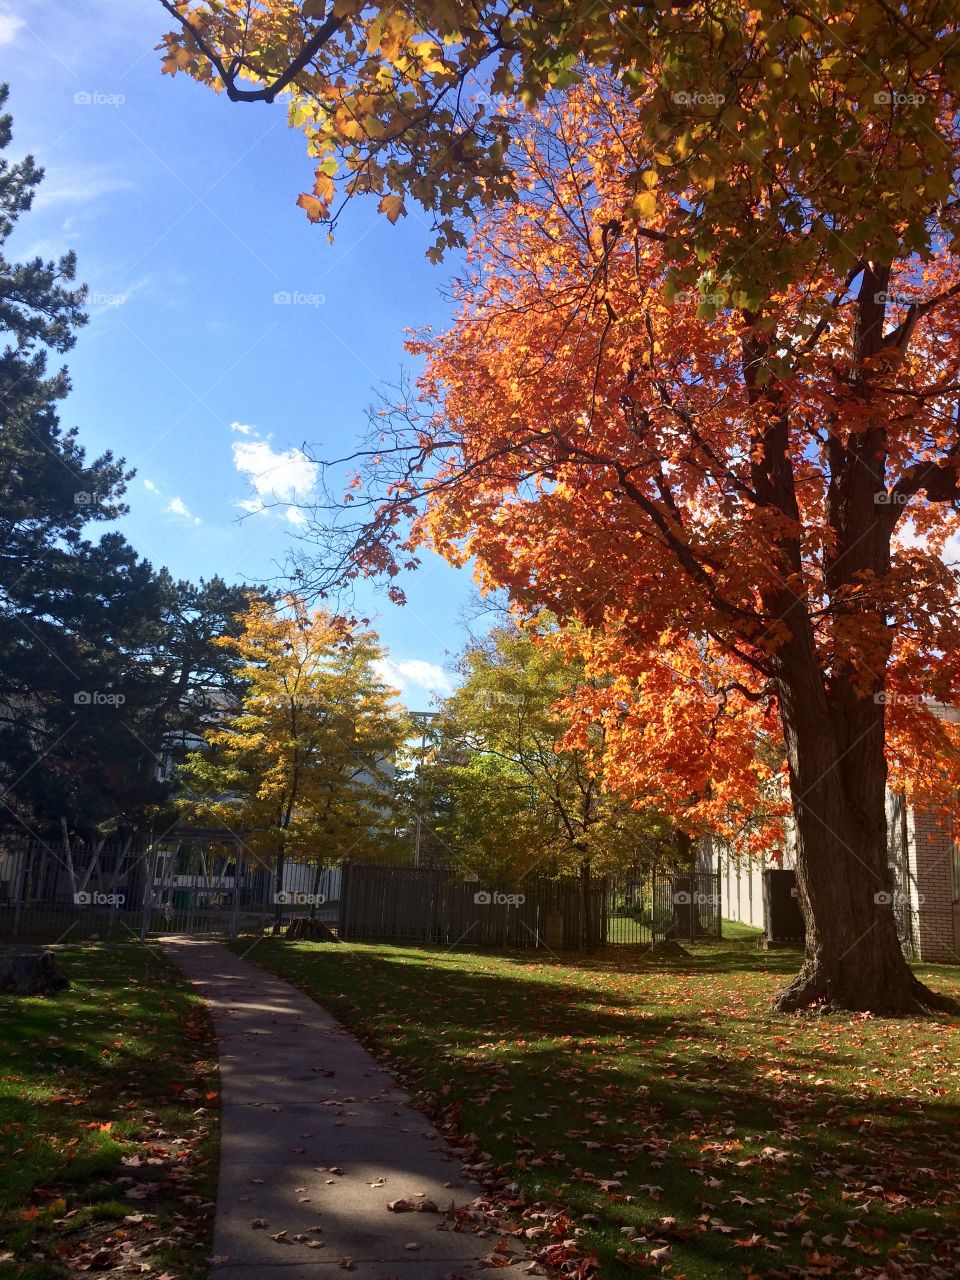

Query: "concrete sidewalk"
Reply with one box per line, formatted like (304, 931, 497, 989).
(163, 939, 490, 1280)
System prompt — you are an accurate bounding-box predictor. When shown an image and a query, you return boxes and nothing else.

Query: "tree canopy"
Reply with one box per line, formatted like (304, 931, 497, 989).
(178, 596, 409, 908)
(160, 0, 960, 286)
(428, 619, 675, 883)
(0, 87, 255, 847)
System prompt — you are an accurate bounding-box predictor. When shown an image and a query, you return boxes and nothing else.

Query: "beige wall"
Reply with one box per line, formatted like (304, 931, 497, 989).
(710, 802, 959, 964)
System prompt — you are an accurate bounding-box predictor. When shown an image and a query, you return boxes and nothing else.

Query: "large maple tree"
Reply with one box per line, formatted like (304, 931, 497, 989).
(159, 3, 960, 1011)
(344, 84, 960, 1013)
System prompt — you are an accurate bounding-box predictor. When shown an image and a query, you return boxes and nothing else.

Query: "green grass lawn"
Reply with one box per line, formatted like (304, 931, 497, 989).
(0, 944, 218, 1279)
(231, 932, 960, 1280)
(718, 918, 765, 942)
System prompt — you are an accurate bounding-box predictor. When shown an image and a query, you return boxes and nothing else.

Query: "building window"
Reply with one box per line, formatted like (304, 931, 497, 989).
(952, 842, 960, 903)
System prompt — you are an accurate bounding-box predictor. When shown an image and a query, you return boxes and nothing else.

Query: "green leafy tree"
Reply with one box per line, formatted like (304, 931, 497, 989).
(0, 85, 149, 848)
(430, 620, 672, 942)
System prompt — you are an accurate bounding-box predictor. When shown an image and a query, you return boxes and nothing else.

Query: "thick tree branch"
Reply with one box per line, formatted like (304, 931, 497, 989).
(159, 1, 345, 103)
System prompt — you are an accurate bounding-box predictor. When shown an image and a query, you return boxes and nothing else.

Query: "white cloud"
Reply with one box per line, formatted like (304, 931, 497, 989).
(0, 14, 24, 44)
(895, 519, 960, 567)
(236, 496, 268, 517)
(232, 438, 318, 514)
(229, 421, 256, 435)
(375, 657, 454, 704)
(893, 520, 924, 551)
(143, 478, 159, 494)
(33, 164, 133, 210)
(167, 496, 201, 525)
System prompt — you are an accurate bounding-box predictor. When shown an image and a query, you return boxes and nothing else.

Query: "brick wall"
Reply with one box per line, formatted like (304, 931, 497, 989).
(907, 807, 958, 964)
(710, 799, 959, 964)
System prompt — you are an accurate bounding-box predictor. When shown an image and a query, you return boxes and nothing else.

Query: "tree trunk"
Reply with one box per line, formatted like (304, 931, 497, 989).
(272, 846, 286, 936)
(310, 862, 325, 919)
(579, 855, 593, 952)
(772, 670, 956, 1014)
(286, 916, 339, 942)
(61, 817, 77, 901)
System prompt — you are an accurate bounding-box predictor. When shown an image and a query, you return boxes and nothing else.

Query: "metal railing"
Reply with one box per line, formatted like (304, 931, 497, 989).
(0, 840, 723, 950)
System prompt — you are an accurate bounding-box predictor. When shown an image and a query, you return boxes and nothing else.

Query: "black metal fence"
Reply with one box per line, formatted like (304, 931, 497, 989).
(0, 838, 721, 950)
(0, 839, 308, 943)
(0, 839, 148, 943)
(338, 863, 721, 949)
(603, 868, 723, 945)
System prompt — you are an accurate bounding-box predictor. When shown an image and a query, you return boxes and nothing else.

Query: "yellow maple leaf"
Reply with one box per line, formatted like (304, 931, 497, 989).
(378, 193, 406, 223)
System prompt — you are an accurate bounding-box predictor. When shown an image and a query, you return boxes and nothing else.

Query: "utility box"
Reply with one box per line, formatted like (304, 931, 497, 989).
(762, 869, 805, 946)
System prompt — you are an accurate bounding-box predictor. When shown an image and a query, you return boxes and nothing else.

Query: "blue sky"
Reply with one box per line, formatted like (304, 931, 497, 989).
(0, 0, 475, 708)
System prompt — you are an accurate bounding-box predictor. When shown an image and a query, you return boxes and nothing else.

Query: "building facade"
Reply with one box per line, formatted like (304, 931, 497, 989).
(705, 794, 960, 964)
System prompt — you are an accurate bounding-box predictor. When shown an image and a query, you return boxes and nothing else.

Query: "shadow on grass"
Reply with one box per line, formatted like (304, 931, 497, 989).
(234, 936, 960, 1279)
(500, 940, 806, 977)
(0, 944, 218, 1280)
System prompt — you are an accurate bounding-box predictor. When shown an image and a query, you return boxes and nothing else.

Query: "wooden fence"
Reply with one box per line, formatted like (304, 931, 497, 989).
(1, 838, 722, 950)
(338, 862, 606, 949)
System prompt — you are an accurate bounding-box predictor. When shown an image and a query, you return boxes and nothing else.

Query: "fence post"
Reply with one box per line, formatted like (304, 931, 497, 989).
(339, 861, 351, 942)
(138, 845, 159, 940)
(231, 852, 243, 939)
(9, 844, 22, 939)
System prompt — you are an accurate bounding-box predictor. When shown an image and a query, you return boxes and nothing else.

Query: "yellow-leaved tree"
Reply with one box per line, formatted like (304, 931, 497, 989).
(178, 596, 408, 930)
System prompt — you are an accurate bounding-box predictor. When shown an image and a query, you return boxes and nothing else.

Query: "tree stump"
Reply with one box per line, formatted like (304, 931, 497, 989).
(285, 916, 340, 943)
(0, 950, 70, 995)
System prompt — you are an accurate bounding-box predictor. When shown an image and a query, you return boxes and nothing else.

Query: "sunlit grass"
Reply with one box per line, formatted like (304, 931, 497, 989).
(234, 933, 960, 1279)
(0, 944, 218, 1279)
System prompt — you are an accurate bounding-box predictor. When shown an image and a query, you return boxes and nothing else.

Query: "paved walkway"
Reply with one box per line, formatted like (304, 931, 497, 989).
(164, 940, 489, 1280)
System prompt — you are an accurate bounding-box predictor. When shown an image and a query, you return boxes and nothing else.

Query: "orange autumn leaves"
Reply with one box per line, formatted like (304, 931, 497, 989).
(394, 81, 960, 840)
